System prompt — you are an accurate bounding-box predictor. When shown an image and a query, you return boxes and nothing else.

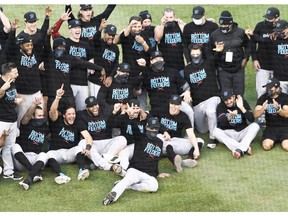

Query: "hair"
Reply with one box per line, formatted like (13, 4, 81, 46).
(188, 44, 201, 51)
(1, 62, 17, 76)
(129, 16, 142, 24)
(77, 11, 94, 19)
(163, 8, 175, 16)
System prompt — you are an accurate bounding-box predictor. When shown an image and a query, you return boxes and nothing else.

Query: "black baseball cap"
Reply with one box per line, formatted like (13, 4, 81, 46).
(146, 117, 160, 130)
(192, 6, 205, 19)
(219, 11, 233, 25)
(85, 96, 98, 107)
(53, 37, 66, 49)
(24, 11, 38, 23)
(150, 50, 163, 60)
(128, 98, 140, 107)
(221, 89, 234, 100)
(16, 33, 32, 45)
(262, 77, 280, 89)
(139, 10, 152, 22)
(169, 95, 182, 105)
(104, 24, 117, 35)
(68, 19, 82, 29)
(118, 63, 131, 73)
(80, 4, 92, 10)
(263, 7, 280, 19)
(273, 20, 288, 32)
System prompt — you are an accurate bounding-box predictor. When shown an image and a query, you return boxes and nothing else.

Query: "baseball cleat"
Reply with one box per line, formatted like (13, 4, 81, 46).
(181, 159, 198, 168)
(19, 181, 30, 190)
(103, 191, 117, 206)
(33, 175, 43, 183)
(54, 173, 71, 185)
(245, 147, 252, 156)
(196, 137, 205, 149)
(174, 155, 183, 173)
(77, 168, 90, 181)
(112, 164, 126, 177)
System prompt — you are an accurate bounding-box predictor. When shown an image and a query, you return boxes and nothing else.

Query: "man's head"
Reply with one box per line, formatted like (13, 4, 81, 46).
(115, 63, 130, 84)
(262, 77, 281, 98)
(146, 117, 160, 140)
(85, 96, 99, 116)
(129, 16, 142, 36)
(78, 4, 93, 21)
(221, 89, 235, 108)
(103, 24, 117, 45)
(192, 6, 206, 25)
(219, 11, 233, 34)
(32, 106, 45, 119)
(68, 19, 82, 40)
(263, 7, 280, 28)
(1, 62, 18, 82)
(62, 106, 76, 125)
(169, 95, 182, 116)
(273, 20, 288, 39)
(16, 33, 33, 56)
(139, 10, 152, 28)
(150, 50, 165, 72)
(189, 44, 203, 65)
(53, 37, 66, 58)
(128, 98, 141, 119)
(24, 11, 38, 33)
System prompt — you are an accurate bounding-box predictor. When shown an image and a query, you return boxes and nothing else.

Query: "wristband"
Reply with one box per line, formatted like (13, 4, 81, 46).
(56, 96, 62, 99)
(85, 144, 92, 151)
(142, 41, 146, 46)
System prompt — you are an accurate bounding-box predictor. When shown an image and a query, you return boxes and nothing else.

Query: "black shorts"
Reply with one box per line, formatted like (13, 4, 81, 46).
(262, 126, 288, 143)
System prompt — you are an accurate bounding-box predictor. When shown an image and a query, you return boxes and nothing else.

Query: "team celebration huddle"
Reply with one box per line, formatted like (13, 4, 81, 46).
(0, 4, 288, 206)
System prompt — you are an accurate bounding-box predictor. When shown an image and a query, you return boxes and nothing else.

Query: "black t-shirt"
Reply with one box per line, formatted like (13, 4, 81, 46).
(143, 66, 186, 111)
(66, 38, 94, 85)
(216, 99, 254, 131)
(183, 20, 218, 59)
(113, 113, 148, 145)
(17, 120, 49, 154)
(76, 108, 114, 140)
(0, 79, 17, 122)
(184, 58, 220, 106)
(270, 39, 288, 81)
(120, 32, 151, 77)
(152, 108, 191, 138)
(158, 23, 184, 70)
(257, 93, 288, 127)
(49, 116, 80, 150)
(128, 121, 163, 177)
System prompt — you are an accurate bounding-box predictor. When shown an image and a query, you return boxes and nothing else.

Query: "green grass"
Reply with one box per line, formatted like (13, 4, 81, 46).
(1, 3, 288, 212)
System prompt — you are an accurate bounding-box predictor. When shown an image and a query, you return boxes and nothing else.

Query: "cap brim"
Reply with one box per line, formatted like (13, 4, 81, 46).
(263, 14, 274, 19)
(26, 19, 38, 23)
(192, 14, 203, 19)
(273, 27, 285, 32)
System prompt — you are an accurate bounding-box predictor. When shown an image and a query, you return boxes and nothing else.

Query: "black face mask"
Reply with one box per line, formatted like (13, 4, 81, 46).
(265, 20, 275, 27)
(142, 25, 151, 31)
(54, 49, 65, 58)
(151, 61, 165, 72)
(278, 33, 286, 40)
(114, 74, 129, 84)
(191, 54, 203, 65)
(165, 21, 177, 29)
(31, 118, 48, 127)
(146, 131, 158, 140)
(220, 26, 231, 34)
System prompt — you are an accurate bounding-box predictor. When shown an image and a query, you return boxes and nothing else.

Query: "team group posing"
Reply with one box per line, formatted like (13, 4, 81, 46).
(0, 4, 288, 205)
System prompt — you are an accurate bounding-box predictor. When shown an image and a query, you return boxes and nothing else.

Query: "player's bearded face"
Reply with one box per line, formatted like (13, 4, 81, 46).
(87, 104, 99, 116)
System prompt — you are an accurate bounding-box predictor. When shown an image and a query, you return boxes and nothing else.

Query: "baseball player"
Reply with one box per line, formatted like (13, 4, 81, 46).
(254, 78, 288, 151)
(183, 44, 221, 148)
(213, 89, 260, 159)
(102, 117, 169, 206)
(11, 98, 49, 190)
(46, 85, 90, 184)
(151, 95, 203, 173)
(76, 96, 127, 175)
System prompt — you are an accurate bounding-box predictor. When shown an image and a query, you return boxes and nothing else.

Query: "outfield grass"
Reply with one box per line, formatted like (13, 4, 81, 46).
(1, 4, 288, 212)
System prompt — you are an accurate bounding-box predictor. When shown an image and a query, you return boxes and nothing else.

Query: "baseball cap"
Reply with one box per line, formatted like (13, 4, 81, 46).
(53, 37, 66, 49)
(262, 77, 280, 89)
(24, 11, 38, 23)
(139, 10, 152, 22)
(273, 20, 288, 32)
(128, 98, 140, 107)
(192, 6, 205, 19)
(85, 96, 98, 107)
(68, 19, 82, 29)
(150, 50, 163, 60)
(118, 63, 131, 73)
(146, 117, 160, 130)
(169, 95, 182, 105)
(16, 33, 32, 45)
(80, 4, 92, 10)
(104, 24, 117, 35)
(263, 7, 280, 19)
(219, 11, 233, 25)
(221, 89, 234, 100)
